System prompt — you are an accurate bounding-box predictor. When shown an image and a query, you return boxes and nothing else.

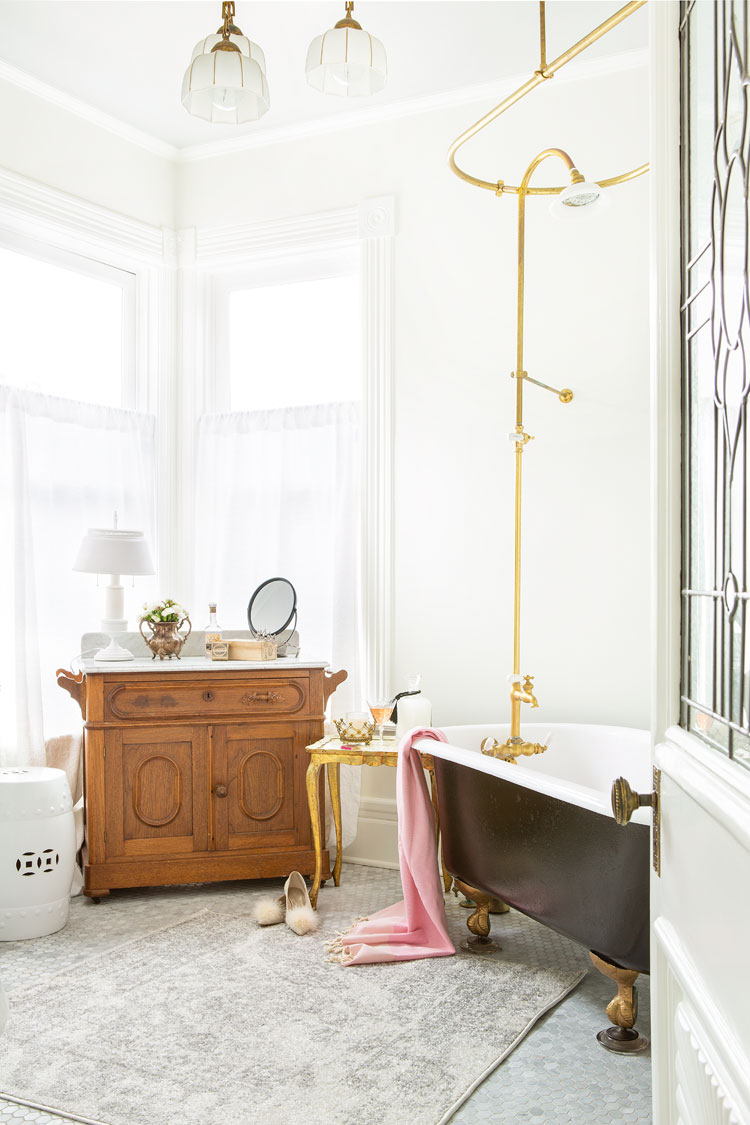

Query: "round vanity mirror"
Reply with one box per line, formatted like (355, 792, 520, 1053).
(247, 577, 297, 637)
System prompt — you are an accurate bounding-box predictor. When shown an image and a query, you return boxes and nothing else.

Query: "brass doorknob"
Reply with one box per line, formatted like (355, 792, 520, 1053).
(214, 784, 228, 798)
(611, 777, 653, 826)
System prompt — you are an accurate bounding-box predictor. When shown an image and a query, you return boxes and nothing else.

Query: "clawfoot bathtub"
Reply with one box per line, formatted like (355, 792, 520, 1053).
(417, 723, 652, 1051)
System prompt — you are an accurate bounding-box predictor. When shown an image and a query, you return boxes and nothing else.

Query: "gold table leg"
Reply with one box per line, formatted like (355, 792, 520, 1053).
(428, 765, 452, 893)
(306, 759, 324, 910)
(327, 761, 343, 887)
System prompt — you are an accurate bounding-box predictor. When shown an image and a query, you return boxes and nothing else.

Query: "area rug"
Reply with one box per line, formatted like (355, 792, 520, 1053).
(0, 904, 585, 1125)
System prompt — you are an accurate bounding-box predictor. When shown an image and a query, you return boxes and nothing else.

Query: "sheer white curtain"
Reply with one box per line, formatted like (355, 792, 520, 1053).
(0, 386, 156, 767)
(195, 401, 363, 846)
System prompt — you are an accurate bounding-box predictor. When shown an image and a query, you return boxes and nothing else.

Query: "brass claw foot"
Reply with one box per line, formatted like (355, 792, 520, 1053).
(454, 879, 505, 954)
(589, 952, 650, 1053)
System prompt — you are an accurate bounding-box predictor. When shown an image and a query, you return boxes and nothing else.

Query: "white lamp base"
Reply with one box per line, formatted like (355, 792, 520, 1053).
(95, 636, 134, 662)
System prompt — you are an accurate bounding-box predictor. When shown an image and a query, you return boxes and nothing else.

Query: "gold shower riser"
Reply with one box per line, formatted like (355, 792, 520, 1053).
(447, 1, 649, 197)
(453, 3, 650, 755)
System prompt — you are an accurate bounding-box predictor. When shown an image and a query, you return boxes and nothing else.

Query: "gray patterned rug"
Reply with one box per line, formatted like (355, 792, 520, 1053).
(0, 883, 585, 1125)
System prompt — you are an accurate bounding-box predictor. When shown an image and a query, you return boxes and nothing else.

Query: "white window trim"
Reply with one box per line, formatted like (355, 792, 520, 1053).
(178, 196, 395, 696)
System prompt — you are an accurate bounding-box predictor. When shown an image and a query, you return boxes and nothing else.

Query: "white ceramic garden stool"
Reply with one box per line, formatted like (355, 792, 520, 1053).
(0, 766, 75, 940)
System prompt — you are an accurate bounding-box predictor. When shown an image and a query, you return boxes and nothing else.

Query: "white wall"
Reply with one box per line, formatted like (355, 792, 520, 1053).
(0, 58, 649, 867)
(179, 64, 651, 865)
(0, 78, 175, 229)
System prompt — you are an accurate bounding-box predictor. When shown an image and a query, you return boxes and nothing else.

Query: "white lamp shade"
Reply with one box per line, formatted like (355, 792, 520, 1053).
(182, 36, 269, 123)
(73, 528, 155, 577)
(306, 27, 386, 97)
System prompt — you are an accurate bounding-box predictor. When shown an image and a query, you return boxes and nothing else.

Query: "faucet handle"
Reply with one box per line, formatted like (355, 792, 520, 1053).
(522, 674, 535, 691)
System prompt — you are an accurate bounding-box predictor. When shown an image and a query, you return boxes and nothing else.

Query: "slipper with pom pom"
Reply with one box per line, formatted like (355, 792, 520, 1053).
(252, 894, 285, 926)
(283, 871, 318, 936)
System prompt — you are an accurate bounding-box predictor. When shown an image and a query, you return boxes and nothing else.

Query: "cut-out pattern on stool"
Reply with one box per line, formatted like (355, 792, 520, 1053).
(15, 849, 60, 877)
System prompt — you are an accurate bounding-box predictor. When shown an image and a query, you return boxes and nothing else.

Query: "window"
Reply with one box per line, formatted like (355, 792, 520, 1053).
(0, 236, 151, 759)
(0, 236, 135, 407)
(227, 275, 360, 411)
(214, 249, 360, 412)
(680, 0, 750, 769)
(195, 249, 363, 711)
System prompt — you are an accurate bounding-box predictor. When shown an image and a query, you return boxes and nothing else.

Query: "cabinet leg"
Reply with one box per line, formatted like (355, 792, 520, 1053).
(327, 762, 343, 887)
(306, 760, 324, 910)
(85, 889, 110, 903)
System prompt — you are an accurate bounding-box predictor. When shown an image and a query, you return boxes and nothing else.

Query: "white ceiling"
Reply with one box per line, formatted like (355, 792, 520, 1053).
(0, 1, 647, 150)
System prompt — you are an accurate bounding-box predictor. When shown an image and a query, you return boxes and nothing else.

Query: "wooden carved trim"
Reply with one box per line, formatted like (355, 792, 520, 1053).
(240, 690, 281, 706)
(56, 668, 86, 717)
(239, 750, 283, 820)
(133, 755, 182, 827)
(107, 687, 179, 717)
(323, 669, 348, 707)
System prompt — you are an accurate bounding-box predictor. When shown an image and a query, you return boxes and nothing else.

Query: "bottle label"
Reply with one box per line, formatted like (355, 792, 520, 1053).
(205, 631, 222, 656)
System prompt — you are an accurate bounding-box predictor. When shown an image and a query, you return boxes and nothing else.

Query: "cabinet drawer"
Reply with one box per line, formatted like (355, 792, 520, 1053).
(104, 678, 309, 721)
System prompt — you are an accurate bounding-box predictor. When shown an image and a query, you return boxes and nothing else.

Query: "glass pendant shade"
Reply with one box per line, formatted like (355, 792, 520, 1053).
(306, 6, 386, 97)
(181, 6, 269, 123)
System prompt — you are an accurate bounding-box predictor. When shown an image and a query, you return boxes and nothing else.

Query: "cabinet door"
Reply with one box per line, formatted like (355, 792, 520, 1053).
(212, 723, 313, 853)
(103, 726, 209, 859)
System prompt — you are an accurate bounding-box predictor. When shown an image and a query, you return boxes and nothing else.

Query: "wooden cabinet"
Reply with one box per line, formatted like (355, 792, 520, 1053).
(58, 663, 346, 898)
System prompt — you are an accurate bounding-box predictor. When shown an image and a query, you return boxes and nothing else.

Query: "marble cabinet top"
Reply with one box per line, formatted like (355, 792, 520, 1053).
(78, 656, 329, 675)
(76, 632, 328, 674)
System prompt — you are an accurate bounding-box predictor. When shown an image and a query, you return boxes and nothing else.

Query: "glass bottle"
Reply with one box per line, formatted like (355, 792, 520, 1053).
(203, 603, 223, 658)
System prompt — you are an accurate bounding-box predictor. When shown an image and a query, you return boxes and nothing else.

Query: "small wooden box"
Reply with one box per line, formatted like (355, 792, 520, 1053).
(209, 640, 229, 660)
(227, 639, 277, 661)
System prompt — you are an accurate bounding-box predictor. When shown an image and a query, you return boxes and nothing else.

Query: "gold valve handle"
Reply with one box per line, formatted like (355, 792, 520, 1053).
(611, 777, 654, 826)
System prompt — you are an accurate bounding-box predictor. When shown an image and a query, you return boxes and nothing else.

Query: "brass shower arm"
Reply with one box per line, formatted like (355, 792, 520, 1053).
(447, 0, 649, 197)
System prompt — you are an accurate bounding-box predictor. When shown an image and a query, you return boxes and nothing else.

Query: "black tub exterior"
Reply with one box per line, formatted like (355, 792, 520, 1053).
(433, 757, 650, 973)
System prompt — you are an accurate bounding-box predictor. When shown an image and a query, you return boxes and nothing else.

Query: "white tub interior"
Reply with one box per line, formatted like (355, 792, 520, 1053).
(415, 723, 653, 824)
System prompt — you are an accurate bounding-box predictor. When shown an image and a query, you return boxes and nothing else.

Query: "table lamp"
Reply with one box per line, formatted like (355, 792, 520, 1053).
(73, 515, 155, 661)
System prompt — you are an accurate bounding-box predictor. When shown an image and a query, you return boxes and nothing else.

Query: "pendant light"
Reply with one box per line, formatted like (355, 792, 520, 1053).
(181, 1, 269, 123)
(305, 2, 387, 98)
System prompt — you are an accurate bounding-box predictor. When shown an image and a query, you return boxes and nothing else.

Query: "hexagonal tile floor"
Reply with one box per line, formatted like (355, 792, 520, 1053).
(0, 864, 651, 1124)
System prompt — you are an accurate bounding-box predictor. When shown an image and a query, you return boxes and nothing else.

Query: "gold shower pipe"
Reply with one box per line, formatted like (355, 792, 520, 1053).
(447, 0, 648, 196)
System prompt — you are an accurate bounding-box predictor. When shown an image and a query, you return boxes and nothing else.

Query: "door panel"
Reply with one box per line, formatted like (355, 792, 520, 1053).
(651, 3, 750, 1120)
(212, 723, 309, 852)
(104, 726, 208, 858)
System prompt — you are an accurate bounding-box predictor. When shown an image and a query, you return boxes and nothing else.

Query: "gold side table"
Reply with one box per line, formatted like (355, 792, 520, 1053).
(305, 736, 452, 909)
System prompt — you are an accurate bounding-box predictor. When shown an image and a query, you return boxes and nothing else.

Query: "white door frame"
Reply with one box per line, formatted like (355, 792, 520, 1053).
(650, 3, 750, 1121)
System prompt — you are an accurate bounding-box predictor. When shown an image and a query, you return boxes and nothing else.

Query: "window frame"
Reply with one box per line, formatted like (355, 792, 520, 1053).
(180, 197, 395, 696)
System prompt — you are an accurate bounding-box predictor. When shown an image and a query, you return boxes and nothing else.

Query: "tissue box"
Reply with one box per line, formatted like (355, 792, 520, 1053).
(227, 639, 277, 661)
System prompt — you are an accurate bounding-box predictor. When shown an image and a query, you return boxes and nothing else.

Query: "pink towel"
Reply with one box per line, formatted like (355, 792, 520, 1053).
(329, 727, 456, 966)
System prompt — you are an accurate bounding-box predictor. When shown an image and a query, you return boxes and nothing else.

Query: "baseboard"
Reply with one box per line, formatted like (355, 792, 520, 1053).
(343, 795, 398, 868)
(357, 796, 397, 822)
(341, 856, 400, 870)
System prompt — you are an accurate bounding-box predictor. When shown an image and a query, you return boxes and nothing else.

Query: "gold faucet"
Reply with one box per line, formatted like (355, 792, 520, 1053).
(481, 675, 547, 762)
(511, 674, 538, 734)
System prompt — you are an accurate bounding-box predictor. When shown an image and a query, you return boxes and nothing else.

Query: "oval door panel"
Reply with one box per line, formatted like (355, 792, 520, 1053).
(133, 755, 182, 827)
(238, 751, 284, 821)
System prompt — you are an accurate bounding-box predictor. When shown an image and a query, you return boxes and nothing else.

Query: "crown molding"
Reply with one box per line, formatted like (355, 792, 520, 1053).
(189, 204, 360, 267)
(0, 166, 168, 266)
(0, 48, 647, 167)
(0, 59, 179, 162)
(178, 48, 648, 164)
